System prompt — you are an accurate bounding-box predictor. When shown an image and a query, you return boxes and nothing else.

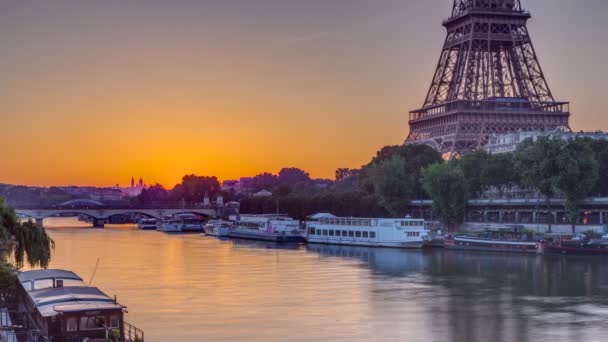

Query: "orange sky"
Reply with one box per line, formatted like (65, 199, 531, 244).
(2, 0, 607, 187)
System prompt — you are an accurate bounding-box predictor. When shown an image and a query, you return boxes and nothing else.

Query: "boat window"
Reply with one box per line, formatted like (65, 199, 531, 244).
(362, 231, 369, 238)
(342, 230, 348, 237)
(329, 230, 335, 236)
(66, 317, 78, 332)
(348, 231, 354, 237)
(370, 232, 376, 239)
(20, 281, 32, 291)
(356, 231, 362, 238)
(323, 230, 328, 236)
(309, 228, 315, 235)
(110, 315, 120, 328)
(80, 316, 106, 331)
(33, 279, 54, 290)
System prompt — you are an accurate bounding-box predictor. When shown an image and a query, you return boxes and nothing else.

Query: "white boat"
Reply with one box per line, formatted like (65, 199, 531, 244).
(204, 220, 231, 237)
(137, 218, 158, 230)
(228, 215, 306, 243)
(158, 214, 205, 233)
(305, 216, 430, 248)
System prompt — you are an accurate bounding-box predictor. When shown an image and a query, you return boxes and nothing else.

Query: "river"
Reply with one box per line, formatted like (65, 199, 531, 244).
(41, 218, 608, 342)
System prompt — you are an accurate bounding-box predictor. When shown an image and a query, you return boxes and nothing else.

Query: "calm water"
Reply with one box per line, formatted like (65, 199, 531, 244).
(41, 218, 608, 342)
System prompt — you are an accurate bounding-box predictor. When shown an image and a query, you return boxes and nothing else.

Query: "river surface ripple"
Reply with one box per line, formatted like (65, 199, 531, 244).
(42, 218, 608, 342)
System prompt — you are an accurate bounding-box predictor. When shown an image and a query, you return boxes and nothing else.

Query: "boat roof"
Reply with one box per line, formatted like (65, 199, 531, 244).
(18, 269, 124, 318)
(18, 269, 82, 283)
(308, 213, 338, 219)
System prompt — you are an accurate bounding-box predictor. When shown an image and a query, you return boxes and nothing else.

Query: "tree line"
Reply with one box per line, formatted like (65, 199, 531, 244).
(242, 137, 608, 234)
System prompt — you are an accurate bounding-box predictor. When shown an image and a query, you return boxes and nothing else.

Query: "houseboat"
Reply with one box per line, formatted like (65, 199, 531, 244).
(444, 225, 540, 254)
(16, 269, 143, 341)
(228, 215, 306, 243)
(543, 238, 608, 255)
(137, 218, 158, 230)
(158, 214, 206, 233)
(305, 216, 431, 248)
(203, 220, 232, 237)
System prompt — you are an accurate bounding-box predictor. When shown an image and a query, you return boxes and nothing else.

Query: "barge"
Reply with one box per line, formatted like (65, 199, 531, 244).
(444, 225, 540, 254)
(228, 215, 306, 243)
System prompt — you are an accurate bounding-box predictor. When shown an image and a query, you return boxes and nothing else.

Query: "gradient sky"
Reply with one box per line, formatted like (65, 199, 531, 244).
(2, 0, 607, 187)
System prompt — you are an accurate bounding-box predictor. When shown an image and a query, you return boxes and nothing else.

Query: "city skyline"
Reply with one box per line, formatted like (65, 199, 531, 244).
(2, 0, 608, 187)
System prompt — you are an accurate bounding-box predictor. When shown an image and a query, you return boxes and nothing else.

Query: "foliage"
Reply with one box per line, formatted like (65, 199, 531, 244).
(458, 151, 489, 197)
(367, 156, 413, 217)
(251, 173, 278, 192)
(589, 139, 608, 196)
(278, 168, 310, 185)
(513, 137, 564, 198)
(360, 144, 443, 197)
(556, 138, 599, 231)
(0, 198, 53, 270)
(421, 162, 468, 231)
(483, 153, 516, 194)
(583, 229, 603, 240)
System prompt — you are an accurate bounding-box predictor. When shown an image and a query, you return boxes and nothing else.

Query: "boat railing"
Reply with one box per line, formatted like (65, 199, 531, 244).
(123, 321, 144, 342)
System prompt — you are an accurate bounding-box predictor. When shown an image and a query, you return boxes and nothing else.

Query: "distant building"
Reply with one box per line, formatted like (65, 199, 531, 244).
(485, 130, 608, 154)
(253, 190, 272, 198)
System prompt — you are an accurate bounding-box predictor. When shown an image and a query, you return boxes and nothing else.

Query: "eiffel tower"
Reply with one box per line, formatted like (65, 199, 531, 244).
(405, 0, 571, 157)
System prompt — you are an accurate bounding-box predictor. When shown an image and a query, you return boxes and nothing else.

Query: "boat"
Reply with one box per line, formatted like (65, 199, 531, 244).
(137, 218, 158, 230)
(203, 220, 232, 237)
(444, 225, 540, 254)
(305, 216, 431, 248)
(158, 214, 206, 233)
(15, 269, 143, 341)
(542, 237, 608, 255)
(228, 215, 306, 243)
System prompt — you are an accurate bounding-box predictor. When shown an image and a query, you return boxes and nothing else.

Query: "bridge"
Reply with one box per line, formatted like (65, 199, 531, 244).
(15, 208, 217, 228)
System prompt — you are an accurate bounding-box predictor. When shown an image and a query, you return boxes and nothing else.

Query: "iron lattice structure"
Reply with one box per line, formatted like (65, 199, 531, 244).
(405, 0, 570, 157)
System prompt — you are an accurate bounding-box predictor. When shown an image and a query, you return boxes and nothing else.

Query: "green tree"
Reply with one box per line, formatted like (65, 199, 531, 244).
(557, 138, 599, 233)
(367, 156, 413, 217)
(514, 137, 564, 232)
(0, 198, 54, 288)
(421, 162, 468, 231)
(483, 153, 516, 195)
(589, 139, 608, 196)
(459, 150, 489, 198)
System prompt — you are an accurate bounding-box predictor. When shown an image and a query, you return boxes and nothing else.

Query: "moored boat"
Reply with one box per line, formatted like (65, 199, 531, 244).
(228, 215, 306, 243)
(445, 225, 540, 254)
(137, 218, 158, 230)
(16, 269, 143, 341)
(204, 220, 232, 237)
(543, 238, 608, 255)
(158, 214, 206, 233)
(305, 215, 431, 248)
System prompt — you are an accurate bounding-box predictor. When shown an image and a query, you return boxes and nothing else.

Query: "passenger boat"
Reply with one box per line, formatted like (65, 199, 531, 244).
(305, 216, 431, 248)
(158, 214, 205, 233)
(16, 269, 143, 341)
(543, 238, 608, 255)
(137, 218, 158, 230)
(444, 225, 540, 254)
(203, 220, 232, 237)
(228, 215, 306, 243)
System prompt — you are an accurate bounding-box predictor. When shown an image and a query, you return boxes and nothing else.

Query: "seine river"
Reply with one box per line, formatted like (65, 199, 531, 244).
(42, 218, 608, 342)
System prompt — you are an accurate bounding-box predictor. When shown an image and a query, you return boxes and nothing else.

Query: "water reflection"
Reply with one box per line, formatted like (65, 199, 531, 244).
(41, 219, 608, 342)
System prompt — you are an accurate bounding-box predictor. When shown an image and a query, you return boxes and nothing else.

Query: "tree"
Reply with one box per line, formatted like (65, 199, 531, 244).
(589, 139, 608, 196)
(482, 153, 516, 195)
(170, 175, 220, 204)
(360, 144, 443, 197)
(514, 137, 564, 232)
(278, 168, 310, 185)
(367, 156, 414, 217)
(459, 151, 489, 198)
(557, 138, 599, 233)
(335, 168, 359, 183)
(0, 198, 54, 287)
(251, 173, 278, 192)
(421, 162, 468, 231)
